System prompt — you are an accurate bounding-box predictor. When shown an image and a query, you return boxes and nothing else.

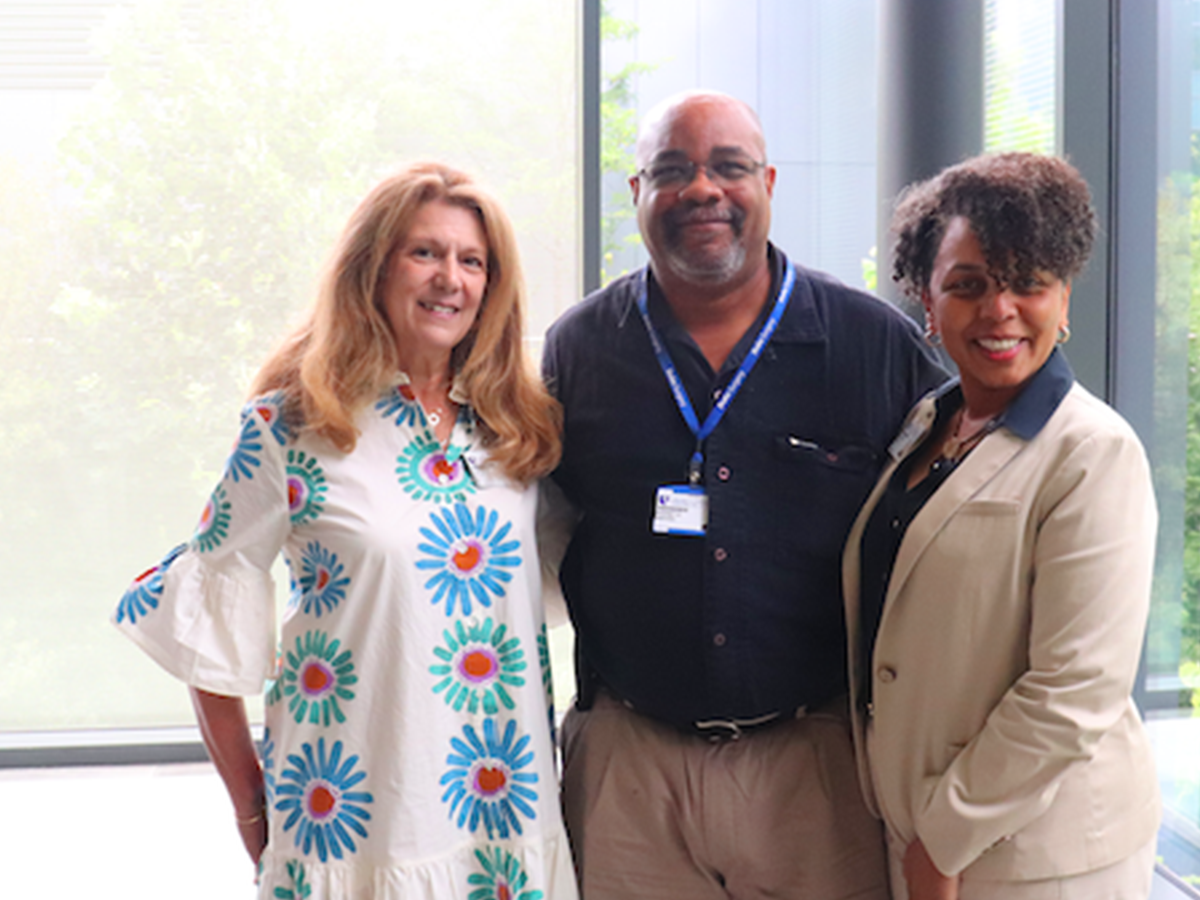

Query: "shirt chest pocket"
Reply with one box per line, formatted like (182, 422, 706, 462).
(770, 434, 880, 557)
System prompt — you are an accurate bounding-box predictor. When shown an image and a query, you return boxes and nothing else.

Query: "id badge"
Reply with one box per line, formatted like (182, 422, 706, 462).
(652, 484, 708, 536)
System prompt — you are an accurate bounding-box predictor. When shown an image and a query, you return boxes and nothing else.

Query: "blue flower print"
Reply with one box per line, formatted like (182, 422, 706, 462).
(273, 860, 312, 899)
(440, 718, 538, 839)
(468, 847, 545, 900)
(287, 450, 327, 526)
(261, 727, 277, 806)
(416, 504, 522, 617)
(297, 541, 350, 617)
(537, 624, 555, 742)
(275, 737, 374, 863)
(375, 384, 422, 428)
(193, 485, 232, 552)
(430, 617, 526, 715)
(226, 415, 264, 483)
(115, 543, 186, 624)
(395, 433, 476, 504)
(245, 392, 291, 446)
(285, 558, 301, 609)
(267, 630, 358, 726)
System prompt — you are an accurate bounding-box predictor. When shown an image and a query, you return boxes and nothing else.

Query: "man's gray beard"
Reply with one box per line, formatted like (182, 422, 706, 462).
(662, 240, 747, 285)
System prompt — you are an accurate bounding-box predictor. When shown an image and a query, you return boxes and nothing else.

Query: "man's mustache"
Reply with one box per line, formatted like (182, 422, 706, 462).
(664, 203, 745, 236)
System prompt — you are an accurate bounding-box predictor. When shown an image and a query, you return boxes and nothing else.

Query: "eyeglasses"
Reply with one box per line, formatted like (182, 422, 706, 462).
(636, 157, 768, 190)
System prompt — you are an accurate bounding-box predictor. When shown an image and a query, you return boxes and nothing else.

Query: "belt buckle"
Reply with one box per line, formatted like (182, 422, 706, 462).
(692, 711, 781, 743)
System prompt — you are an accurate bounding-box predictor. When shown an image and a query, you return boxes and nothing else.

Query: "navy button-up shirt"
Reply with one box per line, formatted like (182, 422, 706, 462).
(544, 246, 947, 727)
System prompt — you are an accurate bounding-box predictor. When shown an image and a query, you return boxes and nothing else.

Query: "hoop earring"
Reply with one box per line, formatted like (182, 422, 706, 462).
(1057, 324, 1071, 345)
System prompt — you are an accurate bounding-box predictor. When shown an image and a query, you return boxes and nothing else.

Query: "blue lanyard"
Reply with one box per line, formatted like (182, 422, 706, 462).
(636, 259, 797, 483)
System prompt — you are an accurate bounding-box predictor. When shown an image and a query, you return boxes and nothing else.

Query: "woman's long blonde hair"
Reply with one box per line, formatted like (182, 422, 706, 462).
(251, 162, 560, 483)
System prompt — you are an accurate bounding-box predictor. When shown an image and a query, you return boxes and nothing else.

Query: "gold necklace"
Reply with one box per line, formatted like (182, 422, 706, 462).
(937, 408, 996, 464)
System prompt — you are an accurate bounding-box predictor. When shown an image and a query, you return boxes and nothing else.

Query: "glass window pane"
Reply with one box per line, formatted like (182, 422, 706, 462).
(600, 0, 880, 291)
(984, 0, 1057, 154)
(1146, 0, 1200, 883)
(0, 0, 579, 735)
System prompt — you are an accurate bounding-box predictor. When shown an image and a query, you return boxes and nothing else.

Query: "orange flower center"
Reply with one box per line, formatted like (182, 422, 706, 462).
(453, 545, 481, 572)
(303, 664, 331, 693)
(462, 650, 495, 679)
(475, 767, 506, 795)
(309, 785, 336, 817)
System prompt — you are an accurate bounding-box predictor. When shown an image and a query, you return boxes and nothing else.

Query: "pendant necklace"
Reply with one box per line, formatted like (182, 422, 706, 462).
(931, 410, 998, 480)
(935, 407, 997, 467)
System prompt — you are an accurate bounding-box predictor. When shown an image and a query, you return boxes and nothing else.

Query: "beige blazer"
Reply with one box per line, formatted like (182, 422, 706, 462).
(842, 382, 1161, 881)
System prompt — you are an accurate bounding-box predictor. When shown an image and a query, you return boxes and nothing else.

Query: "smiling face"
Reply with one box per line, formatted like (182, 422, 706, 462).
(631, 94, 775, 290)
(381, 200, 489, 372)
(924, 216, 1070, 416)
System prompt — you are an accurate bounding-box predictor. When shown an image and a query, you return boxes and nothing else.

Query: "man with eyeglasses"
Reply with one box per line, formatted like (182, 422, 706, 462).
(543, 90, 945, 899)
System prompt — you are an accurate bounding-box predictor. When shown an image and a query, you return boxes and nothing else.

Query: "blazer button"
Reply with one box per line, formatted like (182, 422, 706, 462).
(877, 666, 897, 683)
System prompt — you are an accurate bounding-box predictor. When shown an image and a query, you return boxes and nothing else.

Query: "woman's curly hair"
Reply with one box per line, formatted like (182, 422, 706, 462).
(890, 152, 1096, 300)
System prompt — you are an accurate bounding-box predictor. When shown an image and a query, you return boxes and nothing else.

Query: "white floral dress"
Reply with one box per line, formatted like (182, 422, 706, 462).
(113, 378, 577, 900)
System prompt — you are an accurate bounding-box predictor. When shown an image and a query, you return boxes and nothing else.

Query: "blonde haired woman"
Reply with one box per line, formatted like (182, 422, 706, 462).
(115, 163, 576, 899)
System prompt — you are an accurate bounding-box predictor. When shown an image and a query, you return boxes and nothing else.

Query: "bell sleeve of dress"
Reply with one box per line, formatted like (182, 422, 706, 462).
(112, 399, 292, 697)
(915, 418, 1158, 876)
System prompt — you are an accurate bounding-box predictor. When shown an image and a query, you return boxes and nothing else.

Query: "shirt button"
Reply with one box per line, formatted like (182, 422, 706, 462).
(716, 465, 731, 481)
(714, 547, 728, 562)
(877, 666, 897, 683)
(713, 632, 727, 647)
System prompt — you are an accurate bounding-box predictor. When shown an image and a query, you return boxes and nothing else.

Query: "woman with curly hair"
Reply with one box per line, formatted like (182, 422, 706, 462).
(113, 162, 577, 899)
(843, 152, 1160, 900)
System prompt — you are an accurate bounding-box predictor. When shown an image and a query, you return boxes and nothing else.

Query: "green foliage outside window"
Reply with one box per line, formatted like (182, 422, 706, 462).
(1175, 142, 1200, 705)
(600, 3, 654, 286)
(0, 0, 576, 729)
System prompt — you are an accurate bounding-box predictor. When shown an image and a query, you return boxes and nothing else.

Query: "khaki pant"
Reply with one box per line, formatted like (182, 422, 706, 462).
(561, 690, 889, 899)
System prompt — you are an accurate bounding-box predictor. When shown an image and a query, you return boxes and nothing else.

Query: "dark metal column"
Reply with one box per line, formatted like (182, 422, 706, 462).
(1058, 0, 1119, 399)
(581, 0, 602, 295)
(876, 0, 985, 313)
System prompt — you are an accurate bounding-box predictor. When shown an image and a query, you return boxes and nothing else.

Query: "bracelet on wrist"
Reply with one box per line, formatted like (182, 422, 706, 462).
(236, 808, 266, 826)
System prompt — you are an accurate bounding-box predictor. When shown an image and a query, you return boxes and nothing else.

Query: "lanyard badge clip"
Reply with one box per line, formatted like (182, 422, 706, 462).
(639, 260, 798, 538)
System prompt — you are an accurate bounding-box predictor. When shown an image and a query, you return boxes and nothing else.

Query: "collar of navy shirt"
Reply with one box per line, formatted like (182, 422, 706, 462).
(624, 244, 827, 377)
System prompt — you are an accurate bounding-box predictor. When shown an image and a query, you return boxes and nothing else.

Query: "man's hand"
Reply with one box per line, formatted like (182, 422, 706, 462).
(903, 837, 960, 900)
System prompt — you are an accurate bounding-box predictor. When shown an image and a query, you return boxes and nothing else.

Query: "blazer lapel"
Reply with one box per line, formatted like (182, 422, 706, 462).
(881, 429, 1027, 618)
(843, 395, 937, 686)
